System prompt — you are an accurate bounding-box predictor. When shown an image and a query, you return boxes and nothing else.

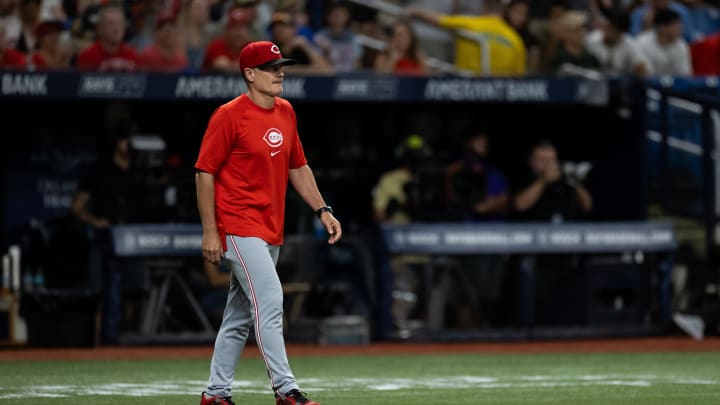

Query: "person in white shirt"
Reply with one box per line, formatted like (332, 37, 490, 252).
(635, 7, 692, 76)
(586, 11, 650, 76)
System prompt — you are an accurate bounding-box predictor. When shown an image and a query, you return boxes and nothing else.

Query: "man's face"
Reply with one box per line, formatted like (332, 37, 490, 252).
(659, 20, 682, 42)
(225, 24, 249, 49)
(530, 146, 558, 176)
(247, 64, 285, 97)
(468, 134, 488, 157)
(98, 8, 126, 45)
(155, 22, 179, 48)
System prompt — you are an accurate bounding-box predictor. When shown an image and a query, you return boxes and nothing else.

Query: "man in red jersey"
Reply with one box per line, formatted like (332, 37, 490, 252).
(75, 3, 140, 71)
(195, 41, 340, 405)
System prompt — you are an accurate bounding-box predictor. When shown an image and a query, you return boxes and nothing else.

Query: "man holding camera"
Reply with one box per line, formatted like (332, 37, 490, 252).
(513, 139, 592, 222)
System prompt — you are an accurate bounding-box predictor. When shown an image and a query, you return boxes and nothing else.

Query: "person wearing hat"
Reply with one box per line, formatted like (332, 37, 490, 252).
(201, 6, 252, 72)
(138, 14, 188, 72)
(195, 40, 340, 405)
(269, 11, 330, 73)
(29, 19, 69, 69)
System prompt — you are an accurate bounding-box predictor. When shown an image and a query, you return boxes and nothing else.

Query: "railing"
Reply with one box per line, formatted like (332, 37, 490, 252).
(346, 0, 490, 75)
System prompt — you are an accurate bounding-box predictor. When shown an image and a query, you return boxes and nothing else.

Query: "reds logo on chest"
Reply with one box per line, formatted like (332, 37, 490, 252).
(263, 128, 284, 148)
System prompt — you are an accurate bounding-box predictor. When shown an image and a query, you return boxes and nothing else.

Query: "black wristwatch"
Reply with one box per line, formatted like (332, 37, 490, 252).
(315, 206, 333, 218)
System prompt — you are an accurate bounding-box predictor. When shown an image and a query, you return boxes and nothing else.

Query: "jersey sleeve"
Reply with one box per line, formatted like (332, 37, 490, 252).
(195, 106, 235, 175)
(438, 15, 480, 31)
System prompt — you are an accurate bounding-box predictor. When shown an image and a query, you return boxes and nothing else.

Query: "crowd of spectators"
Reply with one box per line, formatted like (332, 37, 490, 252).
(0, 0, 718, 76)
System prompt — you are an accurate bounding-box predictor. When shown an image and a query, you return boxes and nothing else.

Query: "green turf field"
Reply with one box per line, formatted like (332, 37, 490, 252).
(1, 351, 719, 404)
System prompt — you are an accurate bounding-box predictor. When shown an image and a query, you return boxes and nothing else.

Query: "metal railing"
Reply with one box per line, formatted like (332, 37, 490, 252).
(346, 0, 490, 75)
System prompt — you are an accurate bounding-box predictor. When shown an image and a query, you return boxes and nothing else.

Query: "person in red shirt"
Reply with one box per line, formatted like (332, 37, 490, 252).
(75, 3, 140, 72)
(138, 14, 188, 72)
(201, 6, 251, 72)
(30, 20, 71, 70)
(0, 22, 26, 68)
(195, 41, 340, 405)
(373, 18, 427, 75)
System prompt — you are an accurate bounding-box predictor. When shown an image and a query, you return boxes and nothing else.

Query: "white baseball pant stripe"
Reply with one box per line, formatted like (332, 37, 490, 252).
(205, 236, 298, 398)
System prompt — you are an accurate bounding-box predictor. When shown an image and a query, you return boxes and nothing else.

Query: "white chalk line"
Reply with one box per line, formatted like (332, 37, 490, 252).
(0, 375, 717, 399)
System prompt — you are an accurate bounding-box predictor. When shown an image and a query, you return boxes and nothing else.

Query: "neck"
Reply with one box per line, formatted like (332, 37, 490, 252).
(656, 33, 673, 46)
(246, 88, 275, 109)
(100, 40, 121, 54)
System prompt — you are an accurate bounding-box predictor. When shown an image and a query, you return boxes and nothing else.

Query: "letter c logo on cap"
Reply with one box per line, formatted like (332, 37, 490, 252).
(270, 45, 281, 54)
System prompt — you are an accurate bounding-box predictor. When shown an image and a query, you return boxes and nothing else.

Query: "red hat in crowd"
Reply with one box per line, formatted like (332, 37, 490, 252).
(155, 14, 177, 30)
(239, 41, 296, 70)
(227, 6, 253, 28)
(35, 20, 64, 38)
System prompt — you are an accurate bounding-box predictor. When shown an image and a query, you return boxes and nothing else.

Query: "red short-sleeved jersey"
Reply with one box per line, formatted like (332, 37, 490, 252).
(76, 42, 141, 72)
(201, 38, 244, 72)
(1, 49, 27, 68)
(195, 94, 308, 247)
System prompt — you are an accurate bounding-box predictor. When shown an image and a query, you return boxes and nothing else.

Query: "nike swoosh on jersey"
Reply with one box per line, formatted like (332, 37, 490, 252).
(271, 151, 281, 157)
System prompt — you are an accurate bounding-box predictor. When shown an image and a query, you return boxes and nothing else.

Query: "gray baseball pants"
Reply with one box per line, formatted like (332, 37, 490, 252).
(204, 235, 299, 398)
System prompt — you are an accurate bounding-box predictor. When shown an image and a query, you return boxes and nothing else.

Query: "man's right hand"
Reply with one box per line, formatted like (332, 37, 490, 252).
(202, 231, 223, 265)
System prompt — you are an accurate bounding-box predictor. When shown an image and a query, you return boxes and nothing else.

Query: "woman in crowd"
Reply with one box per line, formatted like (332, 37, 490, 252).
(374, 18, 427, 75)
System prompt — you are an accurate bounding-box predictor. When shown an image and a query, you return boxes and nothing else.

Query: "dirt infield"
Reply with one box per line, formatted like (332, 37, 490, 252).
(0, 337, 718, 362)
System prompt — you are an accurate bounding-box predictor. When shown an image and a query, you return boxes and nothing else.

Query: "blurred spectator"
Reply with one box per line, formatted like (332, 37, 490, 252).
(511, 139, 593, 326)
(139, 14, 188, 72)
(503, 0, 542, 73)
(72, 1, 106, 49)
(372, 134, 432, 338)
(586, 10, 650, 75)
(538, 0, 573, 70)
(354, 5, 384, 71)
(274, 0, 314, 42)
(38, 0, 66, 22)
(0, 0, 21, 48)
(445, 127, 509, 222)
(0, 20, 25, 67)
(178, 0, 216, 72)
(313, 0, 360, 72)
(29, 19, 71, 69)
(16, 0, 41, 53)
(512, 139, 592, 222)
(399, 0, 454, 63)
(75, 4, 141, 71)
(636, 7, 693, 75)
(128, 0, 183, 51)
(690, 30, 720, 75)
(70, 122, 146, 344)
(548, 10, 602, 73)
(444, 127, 510, 328)
(629, 0, 694, 42)
(201, 6, 251, 72)
(373, 17, 427, 75)
(269, 10, 330, 73)
(215, 0, 267, 42)
(406, 0, 527, 76)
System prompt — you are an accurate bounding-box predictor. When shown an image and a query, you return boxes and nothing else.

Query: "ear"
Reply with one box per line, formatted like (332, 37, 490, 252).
(243, 68, 254, 83)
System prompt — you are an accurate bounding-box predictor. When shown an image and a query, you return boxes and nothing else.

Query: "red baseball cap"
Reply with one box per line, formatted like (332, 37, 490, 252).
(239, 41, 296, 70)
